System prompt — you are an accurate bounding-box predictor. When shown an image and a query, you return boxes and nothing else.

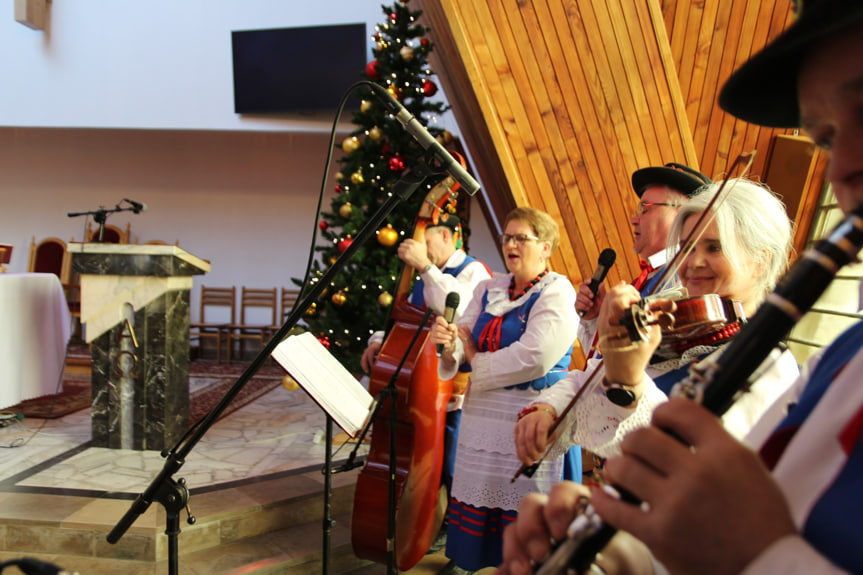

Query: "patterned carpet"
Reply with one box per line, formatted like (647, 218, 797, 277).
(8, 359, 288, 422)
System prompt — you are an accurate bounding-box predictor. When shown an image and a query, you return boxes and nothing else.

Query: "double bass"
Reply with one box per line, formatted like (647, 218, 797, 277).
(350, 177, 461, 570)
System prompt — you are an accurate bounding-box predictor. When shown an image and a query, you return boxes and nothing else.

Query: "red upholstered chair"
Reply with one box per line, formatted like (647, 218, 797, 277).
(28, 236, 81, 339)
(226, 287, 278, 363)
(87, 221, 131, 243)
(189, 286, 236, 364)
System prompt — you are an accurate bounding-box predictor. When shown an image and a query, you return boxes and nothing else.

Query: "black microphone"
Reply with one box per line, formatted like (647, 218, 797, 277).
(436, 291, 461, 357)
(124, 198, 148, 214)
(369, 83, 481, 197)
(579, 248, 617, 317)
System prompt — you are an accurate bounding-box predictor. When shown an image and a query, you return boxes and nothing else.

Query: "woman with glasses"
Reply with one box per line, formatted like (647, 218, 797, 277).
(429, 206, 579, 572)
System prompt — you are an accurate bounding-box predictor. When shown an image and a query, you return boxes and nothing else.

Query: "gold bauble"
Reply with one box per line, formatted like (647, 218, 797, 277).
(378, 291, 394, 307)
(387, 85, 403, 102)
(331, 291, 347, 306)
(351, 170, 365, 185)
(400, 45, 415, 62)
(435, 130, 454, 146)
(377, 224, 399, 247)
(342, 136, 361, 154)
(304, 302, 318, 317)
(339, 202, 353, 219)
(368, 126, 383, 141)
(282, 375, 299, 391)
(334, 171, 345, 182)
(361, 100, 373, 113)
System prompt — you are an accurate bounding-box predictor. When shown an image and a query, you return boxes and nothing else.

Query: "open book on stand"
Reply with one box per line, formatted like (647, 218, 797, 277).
(271, 331, 374, 437)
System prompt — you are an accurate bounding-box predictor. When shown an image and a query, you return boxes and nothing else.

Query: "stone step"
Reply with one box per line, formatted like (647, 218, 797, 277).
(0, 468, 368, 573)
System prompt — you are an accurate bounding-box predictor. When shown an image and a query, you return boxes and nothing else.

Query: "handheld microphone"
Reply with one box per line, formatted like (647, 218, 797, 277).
(579, 248, 617, 317)
(436, 291, 461, 357)
(124, 199, 148, 214)
(369, 83, 481, 197)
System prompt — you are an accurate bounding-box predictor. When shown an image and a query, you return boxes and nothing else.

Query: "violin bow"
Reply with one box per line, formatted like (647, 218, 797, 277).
(511, 151, 757, 483)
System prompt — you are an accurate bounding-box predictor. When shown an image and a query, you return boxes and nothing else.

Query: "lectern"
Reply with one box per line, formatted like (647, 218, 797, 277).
(69, 243, 210, 450)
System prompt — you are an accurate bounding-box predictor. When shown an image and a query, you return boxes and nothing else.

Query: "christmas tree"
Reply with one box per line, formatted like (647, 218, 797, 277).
(294, 1, 458, 375)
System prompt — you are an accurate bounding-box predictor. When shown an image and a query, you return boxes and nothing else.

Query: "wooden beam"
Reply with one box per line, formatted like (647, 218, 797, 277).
(15, 0, 47, 31)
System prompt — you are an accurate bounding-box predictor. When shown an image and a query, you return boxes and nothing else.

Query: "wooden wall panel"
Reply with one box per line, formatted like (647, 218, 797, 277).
(418, 0, 824, 284)
(417, 0, 700, 285)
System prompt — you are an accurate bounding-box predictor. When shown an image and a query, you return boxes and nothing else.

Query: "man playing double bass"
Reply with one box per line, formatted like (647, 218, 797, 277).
(362, 212, 492, 498)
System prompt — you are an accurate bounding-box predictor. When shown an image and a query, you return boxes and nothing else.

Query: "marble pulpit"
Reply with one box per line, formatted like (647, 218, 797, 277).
(69, 243, 210, 450)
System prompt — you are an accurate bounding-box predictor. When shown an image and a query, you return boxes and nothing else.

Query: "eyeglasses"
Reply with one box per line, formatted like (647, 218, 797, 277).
(634, 201, 681, 216)
(499, 233, 540, 246)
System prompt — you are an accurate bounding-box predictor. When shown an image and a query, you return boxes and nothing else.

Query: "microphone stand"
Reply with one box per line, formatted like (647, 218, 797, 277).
(67, 202, 142, 242)
(106, 161, 440, 575)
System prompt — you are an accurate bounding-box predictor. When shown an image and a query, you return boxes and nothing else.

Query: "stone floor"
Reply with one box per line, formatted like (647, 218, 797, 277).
(0, 361, 486, 574)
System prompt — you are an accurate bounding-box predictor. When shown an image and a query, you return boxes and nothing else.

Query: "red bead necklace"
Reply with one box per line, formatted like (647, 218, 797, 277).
(509, 268, 549, 300)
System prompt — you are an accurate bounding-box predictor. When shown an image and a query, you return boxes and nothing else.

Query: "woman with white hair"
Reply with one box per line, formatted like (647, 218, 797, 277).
(515, 177, 800, 467)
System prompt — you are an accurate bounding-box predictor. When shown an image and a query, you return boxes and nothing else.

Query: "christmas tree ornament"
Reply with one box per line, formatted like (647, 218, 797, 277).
(368, 126, 383, 141)
(331, 291, 347, 306)
(328, 255, 338, 265)
(360, 100, 373, 113)
(389, 156, 406, 172)
(378, 291, 394, 307)
(421, 38, 429, 48)
(334, 184, 343, 194)
(342, 136, 361, 153)
(421, 79, 438, 97)
(338, 236, 354, 253)
(365, 60, 381, 81)
(304, 302, 318, 317)
(317, 335, 331, 349)
(390, 12, 398, 23)
(377, 224, 399, 246)
(400, 45, 415, 62)
(281, 375, 299, 391)
(387, 84, 403, 102)
(319, 221, 328, 231)
(339, 202, 353, 219)
(334, 171, 345, 182)
(351, 170, 365, 184)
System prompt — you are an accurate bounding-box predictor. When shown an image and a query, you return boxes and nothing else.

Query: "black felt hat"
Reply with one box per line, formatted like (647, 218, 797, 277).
(631, 163, 712, 198)
(719, 0, 863, 128)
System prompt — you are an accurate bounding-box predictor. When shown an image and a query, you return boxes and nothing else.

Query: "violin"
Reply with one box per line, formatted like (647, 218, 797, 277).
(617, 293, 746, 358)
(350, 173, 461, 570)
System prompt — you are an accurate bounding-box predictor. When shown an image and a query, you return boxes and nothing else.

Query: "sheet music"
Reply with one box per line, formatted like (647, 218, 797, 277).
(271, 331, 373, 436)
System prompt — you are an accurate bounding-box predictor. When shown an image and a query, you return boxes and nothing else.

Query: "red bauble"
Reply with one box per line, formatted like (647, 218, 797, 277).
(334, 184, 343, 194)
(317, 335, 331, 349)
(365, 60, 380, 81)
(390, 12, 398, 23)
(421, 39, 429, 48)
(421, 80, 438, 97)
(319, 221, 328, 231)
(338, 236, 354, 253)
(381, 142, 392, 155)
(389, 156, 406, 172)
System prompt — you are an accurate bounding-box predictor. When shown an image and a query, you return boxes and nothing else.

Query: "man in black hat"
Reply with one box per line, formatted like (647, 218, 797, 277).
(576, 162, 711, 357)
(498, 2, 863, 574)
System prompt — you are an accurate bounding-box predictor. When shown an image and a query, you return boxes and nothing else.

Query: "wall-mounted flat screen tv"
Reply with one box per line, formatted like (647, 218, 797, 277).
(232, 23, 367, 114)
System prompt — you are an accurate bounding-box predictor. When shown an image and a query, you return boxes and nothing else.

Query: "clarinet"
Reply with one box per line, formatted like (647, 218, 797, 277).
(535, 207, 863, 575)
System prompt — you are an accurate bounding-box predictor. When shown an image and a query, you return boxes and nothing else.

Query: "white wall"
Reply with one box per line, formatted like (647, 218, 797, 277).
(0, 1, 504, 324)
(2, 0, 444, 132)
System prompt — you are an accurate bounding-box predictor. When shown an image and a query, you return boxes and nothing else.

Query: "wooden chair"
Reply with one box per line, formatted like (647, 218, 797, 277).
(280, 287, 301, 322)
(28, 236, 82, 340)
(226, 287, 278, 363)
(189, 286, 236, 363)
(0, 244, 11, 273)
(87, 221, 131, 243)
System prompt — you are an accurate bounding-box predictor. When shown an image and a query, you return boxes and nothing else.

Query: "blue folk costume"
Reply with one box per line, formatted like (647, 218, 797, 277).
(444, 272, 579, 571)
